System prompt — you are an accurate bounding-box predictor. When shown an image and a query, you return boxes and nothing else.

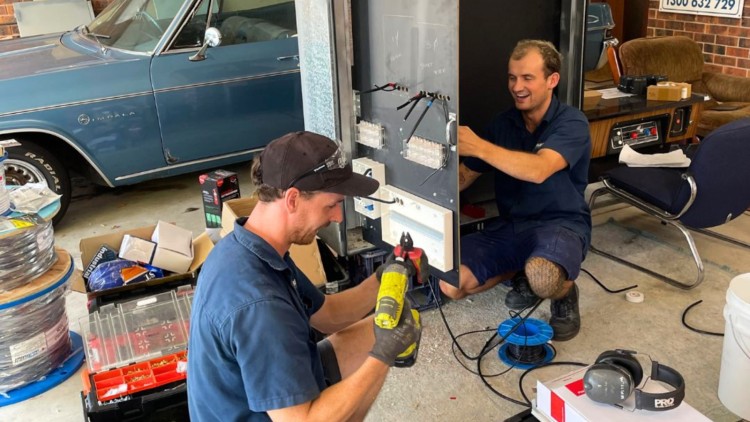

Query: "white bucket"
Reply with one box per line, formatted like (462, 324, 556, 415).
(0, 151, 10, 216)
(718, 273, 750, 419)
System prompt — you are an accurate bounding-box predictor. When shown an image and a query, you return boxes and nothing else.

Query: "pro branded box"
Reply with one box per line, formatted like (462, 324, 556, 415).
(199, 170, 241, 228)
(535, 366, 710, 422)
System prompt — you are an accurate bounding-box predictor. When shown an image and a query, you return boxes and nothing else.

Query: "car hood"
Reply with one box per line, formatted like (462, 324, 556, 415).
(0, 33, 105, 82)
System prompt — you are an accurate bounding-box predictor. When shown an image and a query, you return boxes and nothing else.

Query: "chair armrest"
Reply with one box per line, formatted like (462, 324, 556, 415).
(702, 72, 750, 102)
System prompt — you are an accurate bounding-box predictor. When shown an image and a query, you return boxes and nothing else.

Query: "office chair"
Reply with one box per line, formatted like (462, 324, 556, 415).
(588, 118, 750, 290)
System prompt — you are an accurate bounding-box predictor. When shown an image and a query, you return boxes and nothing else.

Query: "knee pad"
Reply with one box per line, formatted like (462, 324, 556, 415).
(525, 257, 566, 298)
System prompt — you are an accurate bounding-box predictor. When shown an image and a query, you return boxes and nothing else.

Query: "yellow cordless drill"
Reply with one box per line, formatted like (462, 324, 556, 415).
(374, 233, 423, 367)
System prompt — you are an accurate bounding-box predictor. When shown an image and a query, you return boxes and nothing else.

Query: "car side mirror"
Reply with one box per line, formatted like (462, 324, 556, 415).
(189, 27, 222, 62)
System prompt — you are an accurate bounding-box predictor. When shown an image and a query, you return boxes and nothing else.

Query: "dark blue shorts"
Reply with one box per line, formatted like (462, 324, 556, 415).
(461, 219, 586, 285)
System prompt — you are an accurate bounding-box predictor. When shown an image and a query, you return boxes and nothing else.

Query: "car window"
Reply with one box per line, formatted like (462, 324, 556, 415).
(171, 0, 214, 49)
(87, 0, 183, 53)
(215, 0, 297, 46)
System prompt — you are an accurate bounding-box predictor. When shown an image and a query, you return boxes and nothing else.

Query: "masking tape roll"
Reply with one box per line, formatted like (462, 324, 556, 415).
(625, 291, 644, 303)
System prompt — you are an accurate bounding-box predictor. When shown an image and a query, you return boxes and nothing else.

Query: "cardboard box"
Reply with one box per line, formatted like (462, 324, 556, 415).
(647, 82, 692, 102)
(76, 226, 214, 295)
(220, 195, 259, 238)
(151, 221, 194, 273)
(220, 196, 327, 287)
(118, 235, 156, 264)
(582, 90, 603, 109)
(199, 170, 241, 228)
(535, 366, 710, 422)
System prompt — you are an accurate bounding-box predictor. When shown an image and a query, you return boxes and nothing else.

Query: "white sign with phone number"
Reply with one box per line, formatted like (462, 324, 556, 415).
(660, 0, 745, 18)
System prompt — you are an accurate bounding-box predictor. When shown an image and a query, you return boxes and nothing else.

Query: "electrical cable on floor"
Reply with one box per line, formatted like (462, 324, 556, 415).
(681, 300, 724, 337)
(428, 280, 559, 406)
(0, 218, 56, 292)
(580, 267, 637, 293)
(0, 282, 71, 394)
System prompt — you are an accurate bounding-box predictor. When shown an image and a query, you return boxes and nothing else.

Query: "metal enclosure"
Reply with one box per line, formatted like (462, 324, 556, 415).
(296, 0, 586, 286)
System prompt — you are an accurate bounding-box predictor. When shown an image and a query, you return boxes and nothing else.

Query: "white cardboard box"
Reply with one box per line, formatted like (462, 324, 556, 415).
(535, 366, 710, 422)
(151, 221, 194, 273)
(118, 235, 156, 264)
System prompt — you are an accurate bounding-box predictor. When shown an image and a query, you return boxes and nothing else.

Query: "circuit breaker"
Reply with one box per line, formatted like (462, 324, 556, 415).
(380, 185, 453, 272)
(352, 157, 386, 219)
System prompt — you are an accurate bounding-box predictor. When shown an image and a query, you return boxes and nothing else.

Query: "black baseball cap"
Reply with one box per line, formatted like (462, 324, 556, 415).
(260, 131, 379, 197)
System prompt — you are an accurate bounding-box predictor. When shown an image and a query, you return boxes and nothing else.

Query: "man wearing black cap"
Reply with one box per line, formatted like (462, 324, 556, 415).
(188, 131, 421, 421)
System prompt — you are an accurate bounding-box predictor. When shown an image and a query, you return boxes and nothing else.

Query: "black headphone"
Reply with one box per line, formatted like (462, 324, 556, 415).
(583, 350, 685, 411)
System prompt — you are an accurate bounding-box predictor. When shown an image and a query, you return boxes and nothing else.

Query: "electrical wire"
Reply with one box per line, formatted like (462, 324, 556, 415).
(404, 98, 435, 144)
(428, 279, 590, 409)
(580, 267, 637, 294)
(360, 82, 403, 94)
(681, 300, 723, 337)
(0, 282, 71, 394)
(419, 146, 450, 186)
(0, 219, 56, 292)
(428, 279, 551, 405)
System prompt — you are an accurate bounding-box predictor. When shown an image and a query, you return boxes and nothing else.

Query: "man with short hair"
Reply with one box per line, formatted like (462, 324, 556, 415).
(188, 131, 420, 421)
(440, 40, 592, 341)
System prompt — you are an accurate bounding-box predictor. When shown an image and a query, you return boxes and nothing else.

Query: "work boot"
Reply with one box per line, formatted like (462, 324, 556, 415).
(504, 272, 539, 310)
(549, 284, 580, 341)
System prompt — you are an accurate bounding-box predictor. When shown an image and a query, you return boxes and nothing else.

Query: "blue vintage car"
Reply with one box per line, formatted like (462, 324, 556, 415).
(0, 0, 303, 223)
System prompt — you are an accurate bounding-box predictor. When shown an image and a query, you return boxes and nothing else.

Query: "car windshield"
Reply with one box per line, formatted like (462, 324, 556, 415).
(86, 0, 184, 53)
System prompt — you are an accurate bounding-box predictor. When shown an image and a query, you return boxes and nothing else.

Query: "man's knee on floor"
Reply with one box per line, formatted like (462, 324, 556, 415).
(439, 280, 467, 299)
(525, 257, 566, 299)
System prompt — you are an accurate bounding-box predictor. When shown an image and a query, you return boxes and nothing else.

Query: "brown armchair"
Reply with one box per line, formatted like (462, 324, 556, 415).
(619, 36, 750, 137)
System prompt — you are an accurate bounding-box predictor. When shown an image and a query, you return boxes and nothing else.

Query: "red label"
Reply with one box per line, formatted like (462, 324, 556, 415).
(551, 391, 565, 422)
(565, 378, 586, 396)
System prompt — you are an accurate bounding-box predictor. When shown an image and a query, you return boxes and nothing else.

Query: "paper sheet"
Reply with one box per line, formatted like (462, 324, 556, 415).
(598, 87, 635, 100)
(618, 144, 691, 168)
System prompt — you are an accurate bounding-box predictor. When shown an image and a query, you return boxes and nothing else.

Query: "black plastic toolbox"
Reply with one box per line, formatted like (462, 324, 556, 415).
(81, 379, 189, 422)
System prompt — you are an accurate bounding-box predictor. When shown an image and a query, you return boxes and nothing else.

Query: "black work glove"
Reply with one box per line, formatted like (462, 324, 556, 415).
(375, 251, 430, 283)
(369, 301, 420, 366)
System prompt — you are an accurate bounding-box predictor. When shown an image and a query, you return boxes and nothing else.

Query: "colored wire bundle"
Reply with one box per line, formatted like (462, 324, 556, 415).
(0, 219, 56, 292)
(0, 282, 71, 394)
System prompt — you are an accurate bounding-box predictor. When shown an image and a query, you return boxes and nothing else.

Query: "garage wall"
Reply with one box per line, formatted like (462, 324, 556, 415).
(0, 0, 112, 39)
(647, 0, 750, 77)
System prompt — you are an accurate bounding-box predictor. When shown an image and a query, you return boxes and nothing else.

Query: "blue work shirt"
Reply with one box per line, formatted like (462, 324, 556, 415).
(464, 96, 592, 249)
(188, 217, 326, 421)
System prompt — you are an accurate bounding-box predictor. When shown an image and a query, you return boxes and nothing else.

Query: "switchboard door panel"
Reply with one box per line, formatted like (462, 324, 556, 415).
(352, 0, 460, 283)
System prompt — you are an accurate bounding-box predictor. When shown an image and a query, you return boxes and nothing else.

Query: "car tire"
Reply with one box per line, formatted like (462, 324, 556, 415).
(5, 142, 71, 225)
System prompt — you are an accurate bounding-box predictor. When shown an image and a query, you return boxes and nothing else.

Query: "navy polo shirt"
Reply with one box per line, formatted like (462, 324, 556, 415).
(187, 217, 326, 421)
(464, 96, 592, 248)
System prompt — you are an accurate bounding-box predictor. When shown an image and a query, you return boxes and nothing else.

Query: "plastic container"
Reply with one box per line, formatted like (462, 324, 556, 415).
(718, 273, 750, 419)
(317, 239, 350, 292)
(81, 378, 188, 422)
(0, 151, 10, 216)
(80, 287, 194, 373)
(86, 351, 188, 402)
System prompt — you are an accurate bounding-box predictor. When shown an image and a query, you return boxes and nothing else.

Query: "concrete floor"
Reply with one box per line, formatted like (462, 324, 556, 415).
(0, 165, 748, 421)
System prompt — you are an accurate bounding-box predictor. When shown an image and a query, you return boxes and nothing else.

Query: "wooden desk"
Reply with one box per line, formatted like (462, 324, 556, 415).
(584, 93, 705, 158)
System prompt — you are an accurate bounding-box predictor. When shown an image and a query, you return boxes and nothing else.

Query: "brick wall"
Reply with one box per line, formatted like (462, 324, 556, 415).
(0, 0, 113, 40)
(648, 0, 750, 77)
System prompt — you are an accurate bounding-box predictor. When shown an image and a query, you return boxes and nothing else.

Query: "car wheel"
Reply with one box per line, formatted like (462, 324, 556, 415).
(5, 143, 71, 225)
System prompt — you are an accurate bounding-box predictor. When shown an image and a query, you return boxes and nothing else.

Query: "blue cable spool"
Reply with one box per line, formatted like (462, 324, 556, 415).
(497, 317, 554, 370)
